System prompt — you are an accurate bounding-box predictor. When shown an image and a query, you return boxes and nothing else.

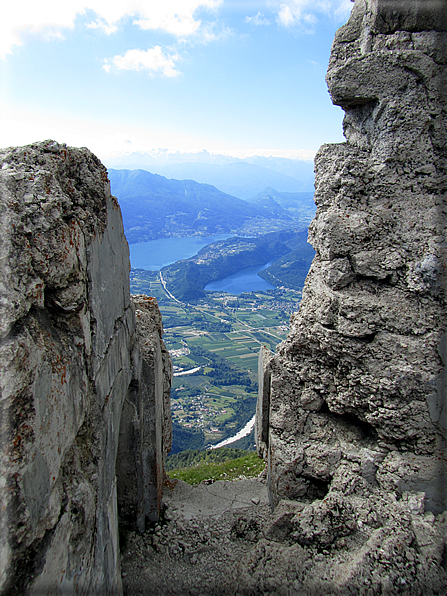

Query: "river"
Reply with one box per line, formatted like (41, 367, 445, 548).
(209, 414, 256, 450)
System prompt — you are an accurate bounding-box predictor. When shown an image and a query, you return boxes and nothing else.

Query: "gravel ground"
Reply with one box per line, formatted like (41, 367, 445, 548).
(120, 478, 271, 595)
(120, 476, 447, 596)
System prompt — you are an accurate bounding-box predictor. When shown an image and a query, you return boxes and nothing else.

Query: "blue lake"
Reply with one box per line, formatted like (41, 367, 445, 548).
(129, 235, 232, 270)
(204, 262, 275, 295)
(129, 235, 275, 295)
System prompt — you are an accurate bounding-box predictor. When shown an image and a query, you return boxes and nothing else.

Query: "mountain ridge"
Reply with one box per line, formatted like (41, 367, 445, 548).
(108, 168, 314, 244)
(105, 151, 315, 198)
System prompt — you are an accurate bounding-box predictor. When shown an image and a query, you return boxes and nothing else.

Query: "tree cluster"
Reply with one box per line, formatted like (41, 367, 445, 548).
(190, 346, 254, 387)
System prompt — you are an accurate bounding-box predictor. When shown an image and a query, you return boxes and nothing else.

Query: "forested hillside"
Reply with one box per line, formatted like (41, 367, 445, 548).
(161, 229, 315, 301)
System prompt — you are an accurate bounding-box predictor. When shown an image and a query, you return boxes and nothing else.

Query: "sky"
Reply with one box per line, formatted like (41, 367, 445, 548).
(0, 0, 353, 162)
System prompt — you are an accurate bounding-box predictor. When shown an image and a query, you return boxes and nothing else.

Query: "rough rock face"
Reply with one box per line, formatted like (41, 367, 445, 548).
(117, 295, 172, 531)
(256, 0, 447, 592)
(0, 141, 172, 595)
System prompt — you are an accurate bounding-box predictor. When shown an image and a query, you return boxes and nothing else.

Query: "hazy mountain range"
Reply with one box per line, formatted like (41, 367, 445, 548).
(108, 169, 315, 244)
(105, 151, 315, 199)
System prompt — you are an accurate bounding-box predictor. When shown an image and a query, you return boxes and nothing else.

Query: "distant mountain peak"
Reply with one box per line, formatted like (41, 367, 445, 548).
(107, 169, 314, 244)
(105, 152, 315, 199)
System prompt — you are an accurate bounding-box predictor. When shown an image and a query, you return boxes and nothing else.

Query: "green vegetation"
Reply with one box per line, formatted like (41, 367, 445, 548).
(171, 421, 205, 454)
(129, 269, 167, 303)
(161, 230, 311, 301)
(166, 447, 253, 470)
(247, 189, 316, 227)
(258, 244, 316, 290)
(192, 346, 254, 387)
(130, 262, 307, 453)
(167, 451, 265, 485)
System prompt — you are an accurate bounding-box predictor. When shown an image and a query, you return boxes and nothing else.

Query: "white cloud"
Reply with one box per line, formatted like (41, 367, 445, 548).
(103, 46, 180, 77)
(245, 12, 271, 26)
(197, 21, 233, 43)
(273, 0, 352, 29)
(86, 18, 118, 35)
(277, 4, 296, 27)
(133, 0, 211, 37)
(0, 0, 223, 58)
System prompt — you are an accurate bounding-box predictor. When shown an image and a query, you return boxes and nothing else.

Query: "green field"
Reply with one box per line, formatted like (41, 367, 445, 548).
(167, 451, 265, 485)
(130, 269, 301, 451)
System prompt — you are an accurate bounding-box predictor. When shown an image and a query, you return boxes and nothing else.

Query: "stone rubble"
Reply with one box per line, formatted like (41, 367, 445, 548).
(121, 474, 447, 595)
(121, 477, 272, 596)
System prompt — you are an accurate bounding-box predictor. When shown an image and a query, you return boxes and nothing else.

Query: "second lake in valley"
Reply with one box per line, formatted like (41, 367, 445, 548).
(129, 236, 275, 295)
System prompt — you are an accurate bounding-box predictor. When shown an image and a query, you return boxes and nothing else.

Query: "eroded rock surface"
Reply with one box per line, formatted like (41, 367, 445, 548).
(0, 141, 172, 595)
(255, 0, 447, 593)
(117, 295, 173, 532)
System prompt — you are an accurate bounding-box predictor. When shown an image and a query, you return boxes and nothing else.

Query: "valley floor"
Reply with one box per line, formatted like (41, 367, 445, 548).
(130, 268, 302, 451)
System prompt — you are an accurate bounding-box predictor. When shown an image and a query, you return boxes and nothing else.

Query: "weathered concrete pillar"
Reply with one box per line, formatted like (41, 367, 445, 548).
(256, 346, 271, 460)
(117, 296, 173, 531)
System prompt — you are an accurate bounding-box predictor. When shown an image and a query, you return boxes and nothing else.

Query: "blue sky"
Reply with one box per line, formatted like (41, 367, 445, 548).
(0, 1, 353, 161)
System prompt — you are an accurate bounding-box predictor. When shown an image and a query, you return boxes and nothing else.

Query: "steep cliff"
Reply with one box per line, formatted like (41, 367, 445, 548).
(256, 0, 447, 592)
(0, 141, 172, 595)
(117, 295, 172, 531)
